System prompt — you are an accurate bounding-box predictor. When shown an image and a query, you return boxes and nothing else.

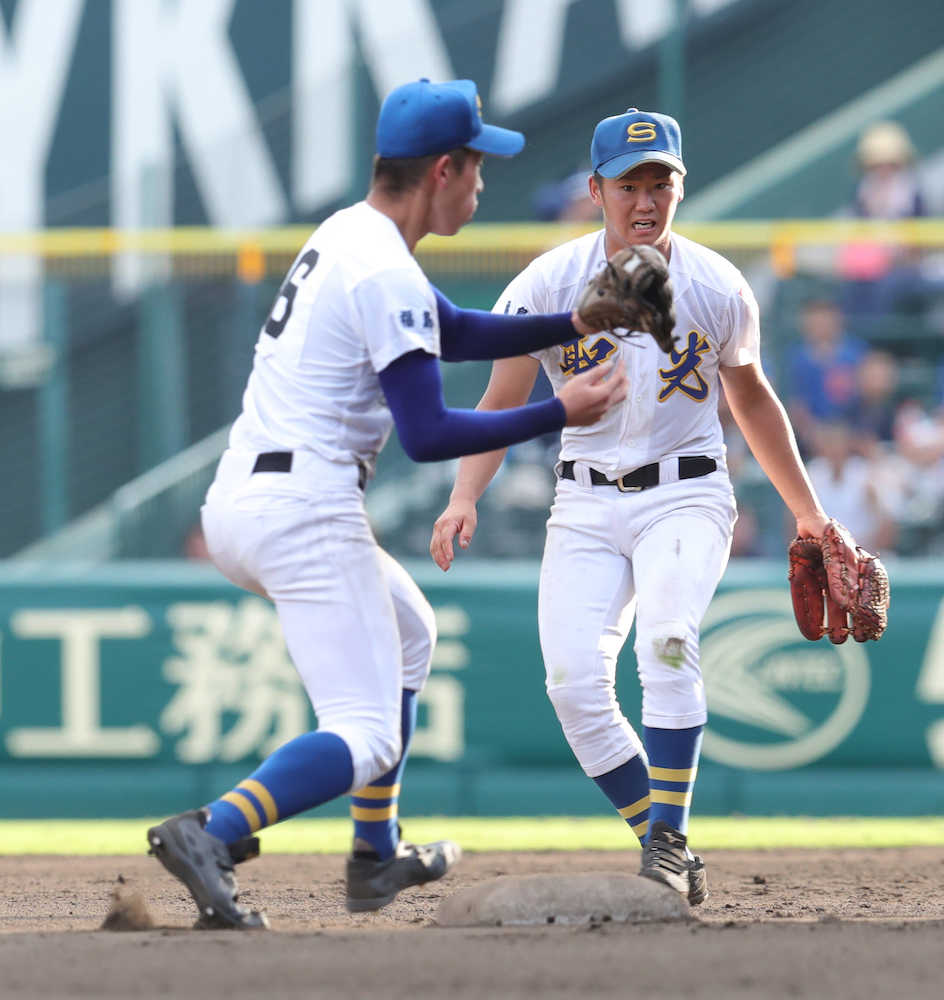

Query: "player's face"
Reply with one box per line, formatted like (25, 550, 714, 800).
(430, 151, 485, 236)
(590, 163, 683, 259)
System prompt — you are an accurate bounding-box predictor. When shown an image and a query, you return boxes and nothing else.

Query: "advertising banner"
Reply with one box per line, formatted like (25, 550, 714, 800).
(1, 560, 942, 816)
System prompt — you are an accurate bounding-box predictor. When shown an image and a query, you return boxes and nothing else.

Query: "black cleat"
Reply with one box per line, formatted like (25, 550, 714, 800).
(227, 835, 261, 865)
(147, 809, 268, 930)
(686, 853, 708, 906)
(640, 820, 708, 905)
(345, 839, 461, 913)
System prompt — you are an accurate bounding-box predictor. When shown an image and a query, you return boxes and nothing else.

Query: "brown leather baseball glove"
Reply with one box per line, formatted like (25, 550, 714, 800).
(575, 245, 677, 353)
(788, 519, 890, 644)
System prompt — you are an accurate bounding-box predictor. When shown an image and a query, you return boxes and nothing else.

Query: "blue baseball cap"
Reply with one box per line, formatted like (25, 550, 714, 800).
(591, 108, 686, 178)
(376, 78, 525, 159)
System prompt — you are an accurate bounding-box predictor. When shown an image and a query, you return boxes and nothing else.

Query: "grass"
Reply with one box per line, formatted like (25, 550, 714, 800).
(1, 816, 942, 855)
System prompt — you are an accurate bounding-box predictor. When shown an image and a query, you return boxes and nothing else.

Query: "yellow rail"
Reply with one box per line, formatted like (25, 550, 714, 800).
(3, 219, 944, 258)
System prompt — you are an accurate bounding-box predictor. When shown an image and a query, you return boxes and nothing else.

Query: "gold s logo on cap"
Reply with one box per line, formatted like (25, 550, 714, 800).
(475, 93, 483, 118)
(626, 121, 657, 143)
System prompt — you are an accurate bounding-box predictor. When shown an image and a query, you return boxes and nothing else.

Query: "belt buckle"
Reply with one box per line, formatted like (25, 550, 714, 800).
(615, 474, 643, 493)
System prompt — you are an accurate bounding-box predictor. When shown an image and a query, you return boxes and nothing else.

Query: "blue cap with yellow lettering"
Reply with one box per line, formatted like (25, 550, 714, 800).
(590, 108, 686, 178)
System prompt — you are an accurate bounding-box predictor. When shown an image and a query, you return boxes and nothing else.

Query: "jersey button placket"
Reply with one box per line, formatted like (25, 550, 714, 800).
(619, 344, 648, 465)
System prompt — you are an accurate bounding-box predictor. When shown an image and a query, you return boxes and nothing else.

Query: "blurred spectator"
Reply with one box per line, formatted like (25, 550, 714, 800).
(785, 297, 867, 453)
(891, 397, 944, 553)
(805, 421, 899, 554)
(532, 167, 602, 223)
(852, 121, 926, 220)
(848, 349, 899, 452)
(894, 397, 944, 466)
(838, 121, 944, 337)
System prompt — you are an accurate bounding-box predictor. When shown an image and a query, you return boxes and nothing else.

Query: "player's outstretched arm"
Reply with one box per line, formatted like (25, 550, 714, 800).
(434, 287, 602, 362)
(719, 360, 829, 538)
(380, 350, 625, 465)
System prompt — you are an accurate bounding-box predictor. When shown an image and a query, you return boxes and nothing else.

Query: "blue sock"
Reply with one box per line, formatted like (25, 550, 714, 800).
(592, 754, 651, 844)
(643, 725, 703, 836)
(350, 689, 417, 860)
(204, 730, 354, 843)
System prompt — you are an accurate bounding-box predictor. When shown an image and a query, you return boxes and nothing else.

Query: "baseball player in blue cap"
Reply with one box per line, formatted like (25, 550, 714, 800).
(431, 107, 835, 904)
(145, 79, 629, 928)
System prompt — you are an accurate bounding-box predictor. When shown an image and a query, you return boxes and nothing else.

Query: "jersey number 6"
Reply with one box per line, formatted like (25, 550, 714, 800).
(264, 249, 320, 339)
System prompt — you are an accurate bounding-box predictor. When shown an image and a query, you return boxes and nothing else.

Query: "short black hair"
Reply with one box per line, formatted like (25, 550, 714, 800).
(371, 147, 477, 195)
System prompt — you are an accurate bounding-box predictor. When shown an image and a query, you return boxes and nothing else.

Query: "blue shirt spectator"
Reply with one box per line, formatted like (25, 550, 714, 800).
(785, 298, 867, 452)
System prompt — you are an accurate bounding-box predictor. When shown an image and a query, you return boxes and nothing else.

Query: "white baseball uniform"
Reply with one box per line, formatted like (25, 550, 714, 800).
(494, 230, 760, 777)
(201, 201, 442, 791)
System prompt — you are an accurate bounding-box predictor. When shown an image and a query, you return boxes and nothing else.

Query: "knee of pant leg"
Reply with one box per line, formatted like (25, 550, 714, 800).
(368, 727, 402, 779)
(329, 722, 402, 789)
(546, 673, 609, 729)
(546, 673, 642, 775)
(636, 623, 707, 726)
(546, 675, 578, 725)
(645, 619, 690, 670)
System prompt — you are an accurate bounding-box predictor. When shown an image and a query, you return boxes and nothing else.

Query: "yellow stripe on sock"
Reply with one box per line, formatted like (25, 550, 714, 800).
(238, 779, 279, 825)
(350, 804, 398, 822)
(351, 783, 401, 800)
(650, 788, 691, 806)
(617, 794, 650, 820)
(649, 766, 697, 782)
(221, 791, 263, 832)
(631, 818, 649, 839)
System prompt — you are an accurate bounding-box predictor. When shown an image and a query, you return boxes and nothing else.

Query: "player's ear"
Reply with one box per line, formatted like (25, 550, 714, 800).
(676, 176, 685, 201)
(588, 174, 603, 207)
(431, 153, 454, 189)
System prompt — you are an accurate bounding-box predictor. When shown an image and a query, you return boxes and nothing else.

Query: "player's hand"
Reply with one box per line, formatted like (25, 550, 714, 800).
(570, 308, 596, 339)
(795, 510, 830, 539)
(557, 359, 627, 426)
(430, 499, 479, 571)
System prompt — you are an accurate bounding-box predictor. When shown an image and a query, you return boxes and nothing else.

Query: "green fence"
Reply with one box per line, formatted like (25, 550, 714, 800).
(0, 560, 942, 819)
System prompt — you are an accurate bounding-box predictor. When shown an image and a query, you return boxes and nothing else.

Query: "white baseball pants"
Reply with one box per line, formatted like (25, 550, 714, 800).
(201, 449, 436, 791)
(538, 468, 736, 778)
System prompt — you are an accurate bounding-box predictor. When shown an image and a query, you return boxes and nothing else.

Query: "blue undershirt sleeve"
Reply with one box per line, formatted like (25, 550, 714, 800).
(434, 287, 577, 362)
(377, 350, 565, 462)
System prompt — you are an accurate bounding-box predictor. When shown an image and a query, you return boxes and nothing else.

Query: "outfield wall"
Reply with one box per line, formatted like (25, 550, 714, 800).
(0, 560, 942, 819)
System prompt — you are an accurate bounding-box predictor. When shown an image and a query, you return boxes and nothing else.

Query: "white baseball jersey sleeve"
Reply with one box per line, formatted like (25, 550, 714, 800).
(494, 230, 761, 476)
(229, 201, 441, 473)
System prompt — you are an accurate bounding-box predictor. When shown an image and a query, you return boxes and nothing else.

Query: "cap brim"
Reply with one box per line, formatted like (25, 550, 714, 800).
(596, 150, 686, 178)
(467, 123, 525, 157)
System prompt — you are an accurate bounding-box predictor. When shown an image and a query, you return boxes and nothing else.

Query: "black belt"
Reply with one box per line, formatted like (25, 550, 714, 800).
(559, 456, 716, 492)
(252, 452, 368, 491)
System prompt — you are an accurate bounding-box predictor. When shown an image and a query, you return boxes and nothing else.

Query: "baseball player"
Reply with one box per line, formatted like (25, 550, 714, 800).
(145, 78, 629, 929)
(430, 108, 835, 903)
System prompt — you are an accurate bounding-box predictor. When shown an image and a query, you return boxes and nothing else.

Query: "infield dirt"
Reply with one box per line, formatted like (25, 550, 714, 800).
(1, 847, 942, 998)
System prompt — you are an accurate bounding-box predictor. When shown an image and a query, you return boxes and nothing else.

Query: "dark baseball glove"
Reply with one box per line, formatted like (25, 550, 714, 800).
(576, 245, 677, 353)
(788, 519, 890, 644)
